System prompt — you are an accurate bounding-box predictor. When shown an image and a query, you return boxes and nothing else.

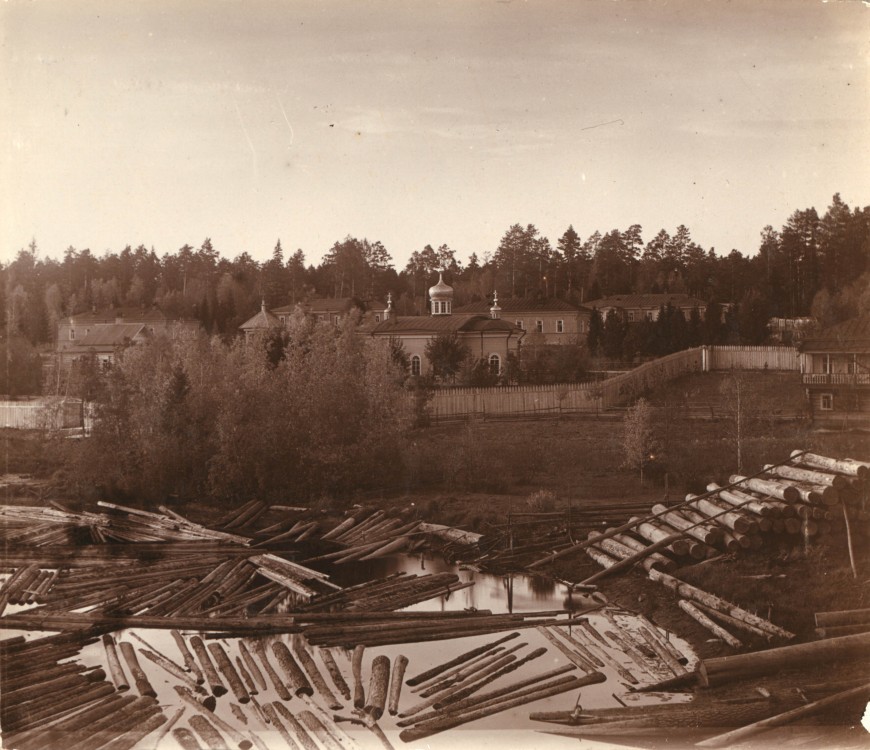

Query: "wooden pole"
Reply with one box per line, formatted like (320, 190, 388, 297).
(190, 635, 227, 696)
(101, 634, 130, 691)
(678, 600, 741, 649)
(698, 632, 870, 687)
(399, 674, 598, 742)
(118, 641, 156, 698)
(405, 632, 519, 686)
(366, 655, 391, 720)
(238, 641, 267, 691)
(387, 654, 409, 716)
(251, 640, 292, 702)
(696, 682, 870, 748)
(292, 640, 341, 709)
(271, 641, 313, 696)
(352, 644, 366, 708)
(320, 648, 352, 701)
(208, 642, 251, 704)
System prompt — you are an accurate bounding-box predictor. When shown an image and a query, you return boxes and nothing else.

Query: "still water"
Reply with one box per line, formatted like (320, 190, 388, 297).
(8, 552, 696, 750)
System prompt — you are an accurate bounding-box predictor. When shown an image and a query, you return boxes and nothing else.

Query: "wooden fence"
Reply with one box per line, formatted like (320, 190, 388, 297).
(0, 399, 83, 430)
(704, 345, 799, 372)
(429, 348, 704, 421)
(428, 345, 801, 422)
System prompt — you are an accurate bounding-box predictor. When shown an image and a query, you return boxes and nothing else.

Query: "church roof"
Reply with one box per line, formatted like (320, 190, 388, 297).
(368, 314, 519, 336)
(239, 306, 283, 331)
(454, 297, 587, 314)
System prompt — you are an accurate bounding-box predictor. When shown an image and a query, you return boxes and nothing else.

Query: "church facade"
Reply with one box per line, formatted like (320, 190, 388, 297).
(367, 275, 524, 377)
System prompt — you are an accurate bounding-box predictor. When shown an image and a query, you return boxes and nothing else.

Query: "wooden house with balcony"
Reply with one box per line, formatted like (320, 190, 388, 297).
(799, 316, 870, 425)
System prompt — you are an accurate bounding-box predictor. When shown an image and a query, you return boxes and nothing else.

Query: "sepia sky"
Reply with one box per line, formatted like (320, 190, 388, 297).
(1, 0, 868, 267)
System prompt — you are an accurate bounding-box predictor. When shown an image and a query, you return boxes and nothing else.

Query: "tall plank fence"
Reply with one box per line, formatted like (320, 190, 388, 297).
(428, 345, 799, 422)
(0, 399, 84, 430)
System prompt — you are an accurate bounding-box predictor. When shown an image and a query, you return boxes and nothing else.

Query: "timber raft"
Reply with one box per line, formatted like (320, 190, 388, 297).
(1, 447, 869, 748)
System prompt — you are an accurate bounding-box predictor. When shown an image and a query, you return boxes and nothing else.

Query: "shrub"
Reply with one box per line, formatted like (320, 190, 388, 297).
(527, 489, 557, 512)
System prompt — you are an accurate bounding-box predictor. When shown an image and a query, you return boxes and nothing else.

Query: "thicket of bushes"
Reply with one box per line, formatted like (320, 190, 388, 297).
(63, 319, 412, 505)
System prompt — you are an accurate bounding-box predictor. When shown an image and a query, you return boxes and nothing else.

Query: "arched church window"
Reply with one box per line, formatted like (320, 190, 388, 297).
(411, 355, 421, 376)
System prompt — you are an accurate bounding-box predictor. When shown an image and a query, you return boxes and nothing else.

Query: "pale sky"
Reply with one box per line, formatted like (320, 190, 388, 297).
(2, 0, 868, 268)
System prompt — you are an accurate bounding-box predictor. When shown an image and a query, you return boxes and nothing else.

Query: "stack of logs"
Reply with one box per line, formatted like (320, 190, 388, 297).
(577, 450, 868, 650)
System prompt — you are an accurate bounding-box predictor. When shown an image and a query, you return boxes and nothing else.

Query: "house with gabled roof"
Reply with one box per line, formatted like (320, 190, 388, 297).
(367, 275, 523, 377)
(453, 297, 590, 345)
(800, 316, 870, 424)
(57, 307, 199, 367)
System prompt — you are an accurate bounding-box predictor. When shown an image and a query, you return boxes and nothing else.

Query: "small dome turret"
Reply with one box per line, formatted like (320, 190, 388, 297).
(429, 272, 453, 316)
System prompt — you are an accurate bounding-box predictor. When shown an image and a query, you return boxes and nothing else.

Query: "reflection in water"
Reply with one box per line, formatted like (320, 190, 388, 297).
(326, 551, 599, 616)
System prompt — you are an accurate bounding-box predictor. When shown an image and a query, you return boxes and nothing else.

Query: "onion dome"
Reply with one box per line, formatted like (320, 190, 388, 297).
(429, 272, 453, 316)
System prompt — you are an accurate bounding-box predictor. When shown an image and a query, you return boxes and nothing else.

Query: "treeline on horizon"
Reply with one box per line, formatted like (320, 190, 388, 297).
(3, 192, 869, 352)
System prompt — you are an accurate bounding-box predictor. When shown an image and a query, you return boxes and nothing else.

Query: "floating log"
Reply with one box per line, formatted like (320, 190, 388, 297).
(237, 641, 267, 692)
(814, 623, 870, 638)
(678, 600, 741, 649)
(400, 651, 520, 719)
(568, 628, 638, 685)
(271, 641, 313, 696)
(698, 631, 870, 687)
(438, 646, 549, 710)
(172, 728, 204, 750)
(388, 654, 409, 716)
(636, 624, 689, 675)
(139, 647, 203, 694)
(167, 630, 204, 685)
(696, 682, 870, 748)
(102, 634, 130, 691)
(173, 685, 253, 750)
(190, 635, 227, 697)
(316, 648, 350, 703)
(208, 642, 250, 704)
(366, 655, 391, 720)
(118, 641, 156, 698)
(292, 639, 341, 709)
(405, 632, 520, 686)
(419, 644, 524, 698)
(189, 714, 230, 750)
(273, 702, 320, 750)
(352, 644, 366, 708)
(399, 674, 601, 743)
(251, 641, 292, 702)
(537, 627, 595, 671)
(405, 663, 577, 728)
(321, 514, 359, 541)
(815, 607, 870, 628)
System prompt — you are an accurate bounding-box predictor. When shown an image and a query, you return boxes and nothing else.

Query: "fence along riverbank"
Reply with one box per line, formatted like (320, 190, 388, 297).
(429, 345, 799, 422)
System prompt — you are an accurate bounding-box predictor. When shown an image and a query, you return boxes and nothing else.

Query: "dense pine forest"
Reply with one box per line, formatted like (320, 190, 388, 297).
(2, 193, 869, 354)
